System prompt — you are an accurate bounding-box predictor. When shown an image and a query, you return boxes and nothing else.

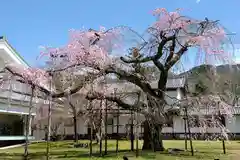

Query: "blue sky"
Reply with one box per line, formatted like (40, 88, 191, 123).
(0, 0, 240, 67)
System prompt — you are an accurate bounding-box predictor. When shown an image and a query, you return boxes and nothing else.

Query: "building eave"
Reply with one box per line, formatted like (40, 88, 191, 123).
(0, 36, 30, 67)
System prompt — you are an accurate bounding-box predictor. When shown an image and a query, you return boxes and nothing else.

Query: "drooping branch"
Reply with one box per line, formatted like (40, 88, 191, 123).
(120, 35, 175, 64)
(152, 60, 165, 73)
(2, 89, 45, 100)
(46, 63, 101, 74)
(166, 37, 176, 63)
(5, 67, 50, 94)
(156, 43, 188, 97)
(86, 92, 148, 114)
(4, 66, 103, 99)
(104, 66, 159, 99)
(165, 44, 188, 70)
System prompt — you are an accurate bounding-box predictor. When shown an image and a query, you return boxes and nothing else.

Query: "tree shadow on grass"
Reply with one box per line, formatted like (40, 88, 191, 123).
(159, 150, 225, 160)
(54, 149, 223, 160)
(0, 149, 132, 160)
(56, 149, 131, 158)
(0, 149, 226, 160)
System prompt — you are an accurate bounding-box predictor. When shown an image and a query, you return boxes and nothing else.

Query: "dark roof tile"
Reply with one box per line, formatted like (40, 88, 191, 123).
(102, 77, 186, 89)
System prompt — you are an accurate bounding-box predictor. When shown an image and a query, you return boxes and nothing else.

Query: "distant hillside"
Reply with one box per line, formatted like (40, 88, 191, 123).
(177, 64, 240, 95)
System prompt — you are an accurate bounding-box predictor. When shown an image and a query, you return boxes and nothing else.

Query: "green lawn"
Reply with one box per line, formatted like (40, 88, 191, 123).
(0, 140, 240, 159)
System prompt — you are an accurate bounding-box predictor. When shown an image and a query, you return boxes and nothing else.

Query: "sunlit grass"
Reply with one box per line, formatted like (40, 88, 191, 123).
(0, 140, 240, 159)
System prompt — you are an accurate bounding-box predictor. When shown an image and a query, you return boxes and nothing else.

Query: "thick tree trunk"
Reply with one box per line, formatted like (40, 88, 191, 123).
(142, 120, 164, 151)
(73, 115, 78, 143)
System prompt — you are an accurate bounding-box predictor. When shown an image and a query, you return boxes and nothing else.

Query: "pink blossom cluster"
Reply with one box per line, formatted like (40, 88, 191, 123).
(151, 8, 227, 56)
(40, 27, 119, 69)
(189, 27, 226, 54)
(6, 63, 50, 89)
(152, 8, 192, 31)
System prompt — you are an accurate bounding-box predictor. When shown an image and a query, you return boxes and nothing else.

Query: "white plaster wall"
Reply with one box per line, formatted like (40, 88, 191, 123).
(162, 127, 173, 133)
(33, 113, 240, 140)
(34, 88, 240, 139)
(226, 115, 240, 133)
(173, 116, 185, 133)
(0, 102, 35, 115)
(0, 42, 27, 66)
(33, 89, 183, 139)
(0, 49, 34, 114)
(0, 57, 5, 69)
(164, 89, 182, 105)
(171, 115, 239, 134)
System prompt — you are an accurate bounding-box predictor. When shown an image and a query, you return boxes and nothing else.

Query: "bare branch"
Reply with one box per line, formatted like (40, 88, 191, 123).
(120, 35, 175, 64)
(104, 66, 159, 99)
(86, 91, 148, 114)
(165, 44, 188, 70)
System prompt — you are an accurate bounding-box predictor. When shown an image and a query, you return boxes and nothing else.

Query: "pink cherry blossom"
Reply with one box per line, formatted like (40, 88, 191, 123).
(5, 63, 50, 90)
(151, 8, 228, 57)
(40, 27, 120, 70)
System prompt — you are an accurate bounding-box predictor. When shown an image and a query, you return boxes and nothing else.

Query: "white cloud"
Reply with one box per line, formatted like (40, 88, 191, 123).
(196, 0, 201, 3)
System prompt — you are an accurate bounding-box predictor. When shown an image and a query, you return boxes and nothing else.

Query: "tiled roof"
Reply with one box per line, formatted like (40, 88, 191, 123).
(103, 77, 186, 89)
(151, 77, 186, 89)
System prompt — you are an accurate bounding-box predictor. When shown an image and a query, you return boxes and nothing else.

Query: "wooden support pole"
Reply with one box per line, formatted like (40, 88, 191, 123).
(184, 117, 188, 150)
(218, 101, 226, 154)
(90, 125, 93, 157)
(185, 106, 194, 156)
(89, 100, 93, 157)
(130, 108, 134, 151)
(104, 100, 108, 155)
(135, 92, 140, 157)
(115, 88, 119, 154)
(46, 80, 52, 160)
(99, 100, 103, 156)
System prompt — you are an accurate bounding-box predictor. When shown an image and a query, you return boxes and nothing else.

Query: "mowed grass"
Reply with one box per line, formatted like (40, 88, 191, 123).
(0, 140, 240, 159)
